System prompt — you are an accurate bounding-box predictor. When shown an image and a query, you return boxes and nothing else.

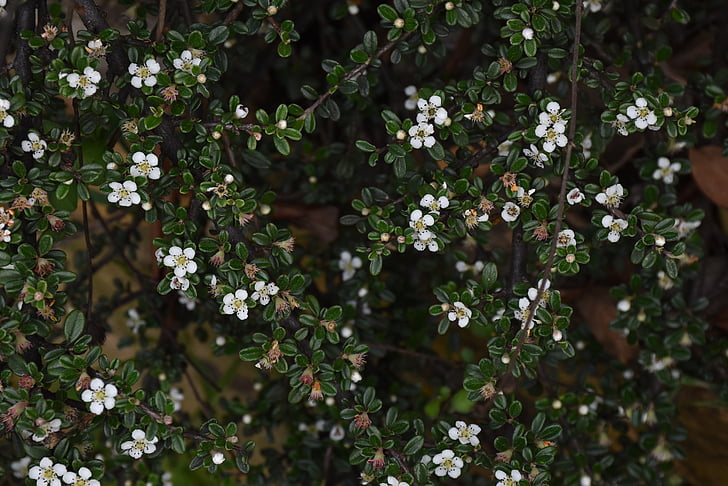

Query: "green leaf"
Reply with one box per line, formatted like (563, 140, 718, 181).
(355, 140, 376, 152)
(402, 435, 424, 455)
(207, 25, 230, 46)
(377, 4, 398, 22)
(64, 309, 85, 344)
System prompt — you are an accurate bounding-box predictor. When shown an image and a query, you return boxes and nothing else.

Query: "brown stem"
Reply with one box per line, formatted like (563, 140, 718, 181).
(156, 0, 167, 43)
(501, 0, 584, 388)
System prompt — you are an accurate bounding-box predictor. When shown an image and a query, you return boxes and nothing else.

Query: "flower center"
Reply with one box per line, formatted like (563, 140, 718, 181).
(93, 389, 106, 401)
(233, 298, 244, 309)
(119, 189, 130, 199)
(139, 161, 150, 173)
(609, 222, 623, 232)
(0, 109, 7, 120)
(138, 67, 151, 78)
(43, 467, 56, 479)
(442, 458, 454, 469)
(31, 141, 44, 151)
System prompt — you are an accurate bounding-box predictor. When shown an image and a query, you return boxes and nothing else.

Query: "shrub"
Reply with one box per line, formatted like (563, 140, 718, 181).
(0, 0, 725, 485)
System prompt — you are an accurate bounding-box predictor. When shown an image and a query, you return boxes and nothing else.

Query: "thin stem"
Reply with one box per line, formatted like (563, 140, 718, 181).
(156, 0, 167, 43)
(501, 0, 584, 385)
(297, 31, 415, 123)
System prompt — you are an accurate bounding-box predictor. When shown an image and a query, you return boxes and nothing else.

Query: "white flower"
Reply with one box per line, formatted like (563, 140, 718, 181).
(447, 420, 481, 446)
(413, 232, 439, 252)
(81, 378, 118, 415)
(611, 113, 630, 136)
(417, 95, 448, 126)
(448, 302, 472, 328)
(67, 66, 101, 98)
(522, 27, 534, 40)
(128, 59, 161, 88)
(524, 143, 548, 168)
(339, 251, 362, 281)
(657, 270, 674, 290)
(626, 97, 657, 130)
(178, 292, 197, 310)
(234, 104, 249, 119)
(32, 418, 61, 442)
(538, 101, 568, 130)
(582, 133, 593, 158)
(501, 202, 521, 222)
(432, 449, 463, 479)
(223, 289, 249, 320)
(170, 275, 190, 291)
(252, 280, 279, 305)
(528, 278, 553, 306)
(380, 476, 409, 486)
(28, 457, 67, 486)
(535, 122, 568, 152)
(62, 467, 100, 486)
(567, 187, 585, 205)
(409, 209, 435, 239)
(11, 456, 32, 479)
(130, 152, 161, 179)
(169, 387, 184, 412)
(107, 180, 141, 207)
(595, 183, 624, 208)
(601, 215, 628, 242)
(557, 229, 576, 247)
(497, 139, 513, 156)
(163, 246, 197, 277)
(85, 39, 107, 58)
(0, 98, 15, 128)
(420, 194, 449, 213)
(121, 429, 159, 459)
(173, 50, 202, 73)
(583, 0, 602, 12)
(126, 308, 145, 333)
(514, 297, 539, 329)
(516, 187, 535, 207)
(495, 469, 523, 486)
(329, 424, 346, 441)
(673, 218, 700, 239)
(404, 85, 418, 110)
(408, 122, 436, 149)
(21, 132, 47, 159)
(617, 298, 631, 312)
(652, 157, 680, 184)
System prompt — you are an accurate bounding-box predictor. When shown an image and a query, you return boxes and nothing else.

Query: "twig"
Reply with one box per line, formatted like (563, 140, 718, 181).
(501, 0, 584, 387)
(365, 342, 463, 366)
(297, 31, 415, 123)
(223, 1, 245, 25)
(156, 0, 167, 43)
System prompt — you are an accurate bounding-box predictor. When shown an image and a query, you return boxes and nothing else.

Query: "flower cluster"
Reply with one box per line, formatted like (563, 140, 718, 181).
(408, 94, 448, 149)
(535, 101, 568, 152)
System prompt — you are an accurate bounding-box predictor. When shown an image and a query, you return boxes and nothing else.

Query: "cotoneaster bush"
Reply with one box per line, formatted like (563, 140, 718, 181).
(0, 0, 726, 485)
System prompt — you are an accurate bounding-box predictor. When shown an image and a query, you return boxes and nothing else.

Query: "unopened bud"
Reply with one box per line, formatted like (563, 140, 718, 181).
(224, 174, 235, 184)
(202, 201, 212, 211)
(445, 2, 455, 10)
(212, 131, 222, 140)
(276, 119, 287, 130)
(196, 74, 207, 84)
(393, 18, 405, 29)
(141, 202, 152, 211)
(396, 129, 407, 140)
(654, 235, 665, 247)
(267, 5, 278, 15)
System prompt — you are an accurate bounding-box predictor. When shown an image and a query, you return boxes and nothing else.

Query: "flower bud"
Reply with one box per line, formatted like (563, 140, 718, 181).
(393, 18, 405, 29)
(196, 74, 207, 84)
(276, 119, 287, 130)
(212, 131, 222, 140)
(396, 129, 407, 140)
(267, 5, 278, 15)
(234, 104, 249, 119)
(445, 2, 455, 10)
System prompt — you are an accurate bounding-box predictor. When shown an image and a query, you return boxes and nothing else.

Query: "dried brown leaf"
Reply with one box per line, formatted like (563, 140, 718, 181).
(689, 145, 728, 208)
